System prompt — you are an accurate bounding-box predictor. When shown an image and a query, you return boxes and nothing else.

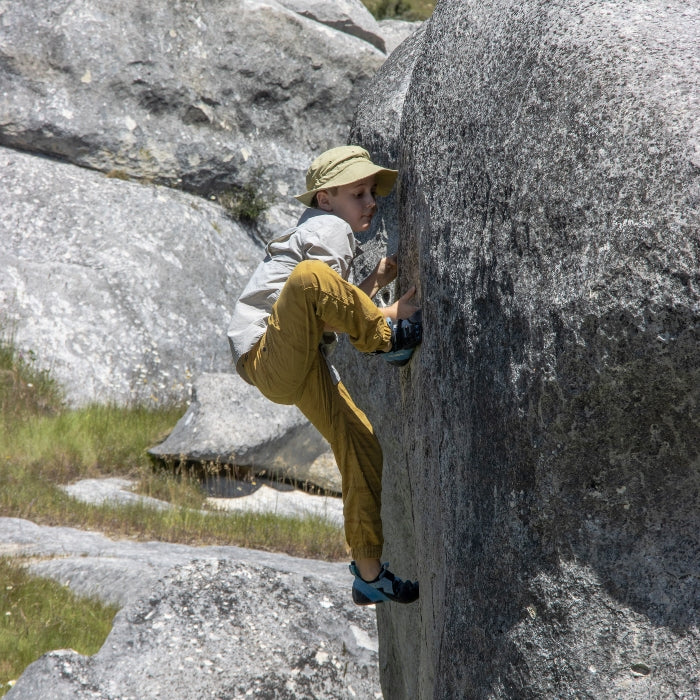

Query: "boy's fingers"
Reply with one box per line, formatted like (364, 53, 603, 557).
(401, 285, 417, 300)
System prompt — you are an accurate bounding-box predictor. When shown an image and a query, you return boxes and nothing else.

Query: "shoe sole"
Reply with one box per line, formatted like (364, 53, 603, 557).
(352, 589, 385, 606)
(382, 346, 416, 367)
(352, 579, 390, 605)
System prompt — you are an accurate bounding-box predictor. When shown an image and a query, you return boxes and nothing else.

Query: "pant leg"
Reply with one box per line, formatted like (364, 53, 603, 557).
(240, 259, 387, 559)
(294, 352, 384, 561)
(243, 259, 391, 405)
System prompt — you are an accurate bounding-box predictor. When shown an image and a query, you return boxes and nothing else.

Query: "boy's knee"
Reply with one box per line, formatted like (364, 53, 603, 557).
(294, 259, 328, 275)
(291, 259, 337, 287)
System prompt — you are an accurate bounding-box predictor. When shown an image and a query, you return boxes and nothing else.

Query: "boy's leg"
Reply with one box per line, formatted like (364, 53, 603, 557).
(239, 260, 419, 602)
(244, 259, 391, 404)
(297, 365, 419, 604)
(294, 352, 384, 562)
(276, 259, 391, 353)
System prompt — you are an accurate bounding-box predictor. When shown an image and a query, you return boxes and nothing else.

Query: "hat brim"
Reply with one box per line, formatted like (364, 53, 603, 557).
(294, 161, 398, 206)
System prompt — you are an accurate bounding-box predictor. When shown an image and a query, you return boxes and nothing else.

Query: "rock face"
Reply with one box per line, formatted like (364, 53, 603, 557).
(0, 0, 387, 240)
(0, 147, 262, 406)
(343, 2, 700, 698)
(348, 21, 426, 280)
(2, 519, 379, 699)
(149, 372, 341, 492)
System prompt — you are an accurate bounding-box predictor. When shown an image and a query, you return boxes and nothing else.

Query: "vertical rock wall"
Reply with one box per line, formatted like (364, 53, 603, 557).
(344, 1, 700, 697)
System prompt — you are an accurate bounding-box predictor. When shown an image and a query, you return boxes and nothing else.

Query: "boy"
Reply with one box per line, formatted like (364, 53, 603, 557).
(227, 145, 421, 605)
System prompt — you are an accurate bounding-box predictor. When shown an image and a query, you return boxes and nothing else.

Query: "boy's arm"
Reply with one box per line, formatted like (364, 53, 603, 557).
(357, 254, 419, 320)
(324, 256, 417, 332)
(357, 255, 398, 299)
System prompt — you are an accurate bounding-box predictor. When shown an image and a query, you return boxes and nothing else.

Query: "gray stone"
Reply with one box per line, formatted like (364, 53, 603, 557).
(148, 372, 341, 492)
(377, 19, 422, 54)
(279, 0, 386, 53)
(204, 479, 344, 525)
(60, 478, 172, 512)
(58, 475, 345, 527)
(0, 147, 262, 407)
(1, 520, 379, 699)
(7, 562, 379, 700)
(0, 0, 386, 240)
(344, 1, 700, 698)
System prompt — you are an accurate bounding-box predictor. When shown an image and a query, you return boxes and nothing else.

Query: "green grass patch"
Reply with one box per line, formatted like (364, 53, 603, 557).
(362, 0, 435, 21)
(1, 402, 183, 484)
(0, 404, 346, 560)
(214, 184, 269, 224)
(0, 342, 63, 420)
(0, 333, 346, 559)
(0, 460, 346, 559)
(0, 557, 118, 698)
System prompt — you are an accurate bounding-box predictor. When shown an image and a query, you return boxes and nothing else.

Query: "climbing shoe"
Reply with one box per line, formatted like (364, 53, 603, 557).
(349, 561, 420, 605)
(379, 310, 423, 367)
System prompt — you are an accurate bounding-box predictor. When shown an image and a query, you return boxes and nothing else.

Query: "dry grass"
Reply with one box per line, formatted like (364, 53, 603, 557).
(0, 334, 345, 559)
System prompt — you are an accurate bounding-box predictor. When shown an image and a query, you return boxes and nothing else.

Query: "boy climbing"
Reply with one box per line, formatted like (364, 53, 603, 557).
(227, 145, 421, 605)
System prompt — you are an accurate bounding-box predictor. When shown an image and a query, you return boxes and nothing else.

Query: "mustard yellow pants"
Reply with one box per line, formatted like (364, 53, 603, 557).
(239, 259, 392, 560)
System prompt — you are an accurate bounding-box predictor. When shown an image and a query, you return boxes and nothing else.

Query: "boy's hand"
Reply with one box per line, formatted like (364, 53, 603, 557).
(384, 285, 420, 320)
(374, 254, 398, 288)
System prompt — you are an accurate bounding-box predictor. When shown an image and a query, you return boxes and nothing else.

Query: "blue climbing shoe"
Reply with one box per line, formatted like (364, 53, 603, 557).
(349, 561, 420, 605)
(379, 310, 422, 367)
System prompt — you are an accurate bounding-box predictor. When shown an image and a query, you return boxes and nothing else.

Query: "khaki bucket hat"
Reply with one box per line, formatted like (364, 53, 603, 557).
(295, 145, 398, 206)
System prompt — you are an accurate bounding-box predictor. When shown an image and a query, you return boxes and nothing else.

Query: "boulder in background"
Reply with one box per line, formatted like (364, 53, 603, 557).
(279, 0, 387, 52)
(149, 372, 341, 493)
(0, 0, 388, 240)
(0, 520, 380, 700)
(0, 147, 261, 407)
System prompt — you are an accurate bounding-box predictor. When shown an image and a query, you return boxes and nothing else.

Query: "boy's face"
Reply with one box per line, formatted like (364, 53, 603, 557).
(316, 175, 377, 233)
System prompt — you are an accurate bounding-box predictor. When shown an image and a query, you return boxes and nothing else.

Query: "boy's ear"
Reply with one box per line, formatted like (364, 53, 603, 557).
(315, 189, 333, 212)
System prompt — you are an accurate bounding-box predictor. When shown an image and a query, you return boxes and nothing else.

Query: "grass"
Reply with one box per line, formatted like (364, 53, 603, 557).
(214, 183, 269, 224)
(0, 558, 119, 697)
(0, 335, 345, 557)
(362, 0, 435, 21)
(0, 334, 347, 694)
(0, 402, 346, 557)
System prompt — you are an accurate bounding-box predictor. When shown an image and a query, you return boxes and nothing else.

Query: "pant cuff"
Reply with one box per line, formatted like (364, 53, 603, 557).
(351, 545, 384, 561)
